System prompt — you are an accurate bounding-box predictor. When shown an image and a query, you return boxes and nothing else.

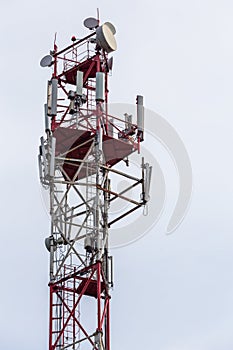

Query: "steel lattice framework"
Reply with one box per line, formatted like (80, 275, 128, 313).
(38, 18, 151, 350)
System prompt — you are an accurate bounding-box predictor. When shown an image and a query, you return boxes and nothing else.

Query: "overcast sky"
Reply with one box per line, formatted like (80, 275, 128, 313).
(1, 1, 233, 349)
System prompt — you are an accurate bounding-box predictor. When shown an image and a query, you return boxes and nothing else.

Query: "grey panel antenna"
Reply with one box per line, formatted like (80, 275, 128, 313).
(105, 22, 116, 34)
(40, 55, 53, 67)
(84, 17, 99, 29)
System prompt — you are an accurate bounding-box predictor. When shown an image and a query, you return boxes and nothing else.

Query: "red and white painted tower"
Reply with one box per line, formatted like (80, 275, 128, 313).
(38, 16, 152, 350)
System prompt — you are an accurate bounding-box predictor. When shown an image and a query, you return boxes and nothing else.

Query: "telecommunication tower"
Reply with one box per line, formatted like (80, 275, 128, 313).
(38, 16, 152, 350)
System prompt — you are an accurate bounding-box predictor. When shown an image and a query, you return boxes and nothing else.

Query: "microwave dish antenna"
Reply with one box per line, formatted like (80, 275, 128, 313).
(83, 17, 99, 30)
(40, 54, 53, 68)
(105, 22, 116, 34)
(96, 22, 117, 53)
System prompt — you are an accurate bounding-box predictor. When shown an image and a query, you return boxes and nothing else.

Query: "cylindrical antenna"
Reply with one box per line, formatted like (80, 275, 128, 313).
(136, 95, 144, 141)
(96, 72, 105, 101)
(76, 71, 83, 96)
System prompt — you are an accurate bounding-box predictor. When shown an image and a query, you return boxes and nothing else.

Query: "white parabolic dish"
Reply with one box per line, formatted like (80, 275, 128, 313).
(96, 23, 117, 53)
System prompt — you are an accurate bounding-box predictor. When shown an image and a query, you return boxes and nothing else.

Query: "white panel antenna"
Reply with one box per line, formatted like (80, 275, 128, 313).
(76, 71, 84, 96)
(137, 95, 144, 141)
(124, 113, 132, 130)
(144, 163, 152, 202)
(38, 154, 43, 182)
(108, 118, 114, 137)
(49, 137, 56, 177)
(40, 136, 48, 177)
(47, 78, 58, 116)
(96, 72, 105, 101)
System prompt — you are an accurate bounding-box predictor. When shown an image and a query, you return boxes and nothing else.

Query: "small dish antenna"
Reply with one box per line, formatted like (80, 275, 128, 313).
(96, 22, 117, 53)
(84, 17, 99, 30)
(40, 55, 53, 68)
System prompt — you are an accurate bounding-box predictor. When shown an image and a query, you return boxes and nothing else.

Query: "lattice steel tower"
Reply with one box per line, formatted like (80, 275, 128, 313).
(38, 16, 152, 350)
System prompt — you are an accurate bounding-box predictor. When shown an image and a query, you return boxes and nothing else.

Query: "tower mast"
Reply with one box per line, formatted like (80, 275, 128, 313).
(39, 17, 151, 350)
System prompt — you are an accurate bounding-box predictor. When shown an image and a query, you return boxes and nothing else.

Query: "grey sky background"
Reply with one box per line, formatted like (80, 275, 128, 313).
(0, 0, 233, 349)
